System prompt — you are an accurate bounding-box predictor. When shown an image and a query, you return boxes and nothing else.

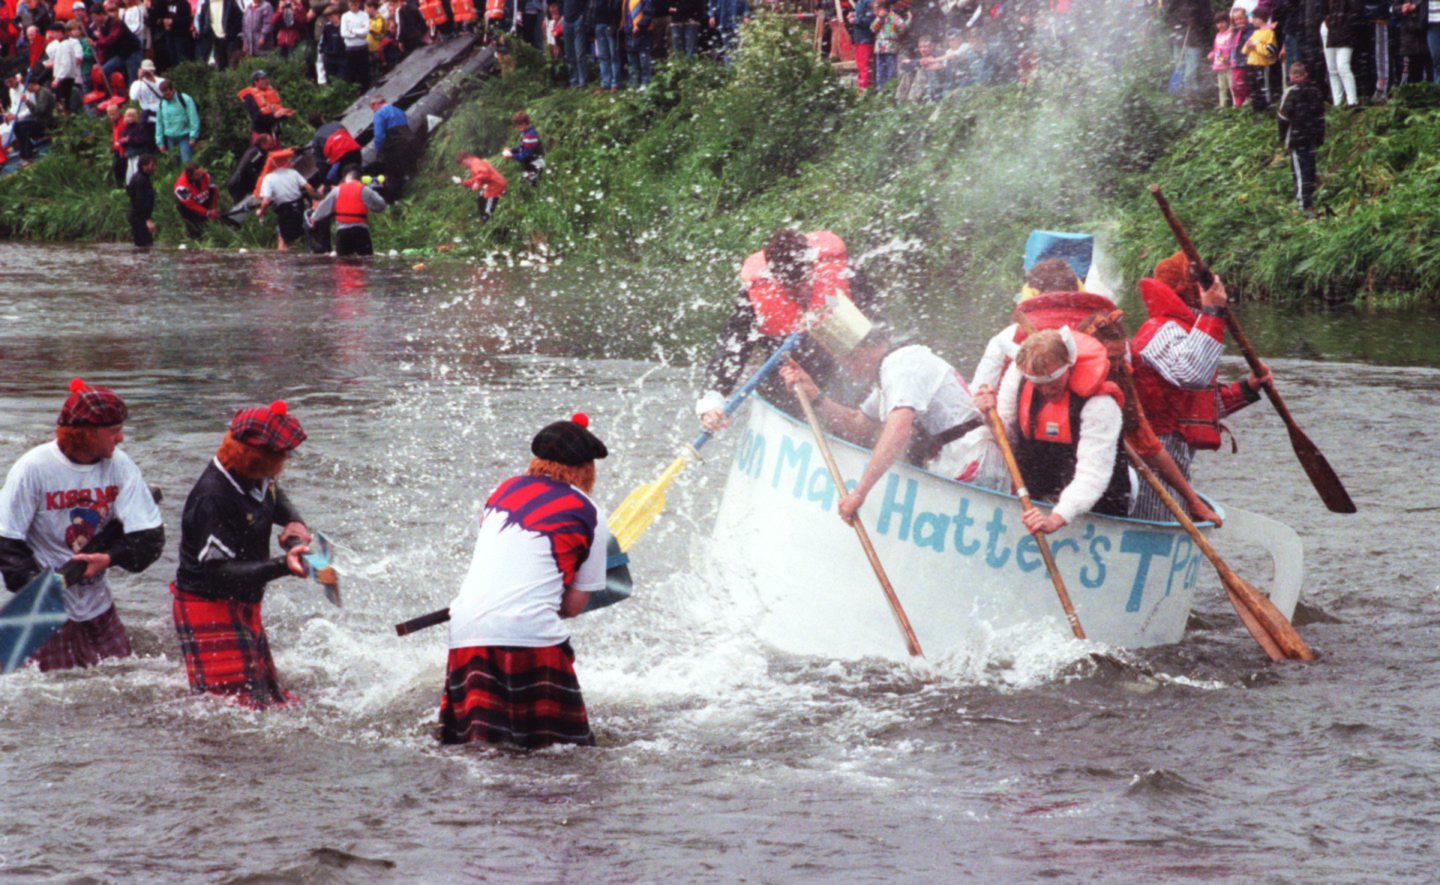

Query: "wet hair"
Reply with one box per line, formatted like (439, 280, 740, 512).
(763, 228, 810, 286)
(1024, 257, 1081, 294)
(184, 160, 201, 176)
(307, 110, 325, 127)
(217, 433, 288, 482)
(341, 163, 361, 180)
(510, 110, 532, 128)
(1015, 329, 1069, 378)
(526, 457, 595, 494)
(138, 152, 156, 168)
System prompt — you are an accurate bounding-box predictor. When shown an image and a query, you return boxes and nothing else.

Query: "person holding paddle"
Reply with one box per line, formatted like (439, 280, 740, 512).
(972, 327, 1130, 534)
(0, 379, 165, 671)
(780, 323, 983, 524)
(439, 413, 610, 749)
(170, 401, 314, 709)
(1127, 253, 1270, 522)
(697, 228, 875, 432)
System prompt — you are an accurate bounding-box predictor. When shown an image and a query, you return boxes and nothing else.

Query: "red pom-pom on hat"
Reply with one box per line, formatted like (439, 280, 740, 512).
(270, 400, 288, 416)
(69, 378, 86, 393)
(570, 412, 589, 428)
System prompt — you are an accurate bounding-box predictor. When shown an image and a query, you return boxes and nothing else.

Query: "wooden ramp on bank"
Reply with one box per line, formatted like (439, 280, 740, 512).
(337, 34, 479, 140)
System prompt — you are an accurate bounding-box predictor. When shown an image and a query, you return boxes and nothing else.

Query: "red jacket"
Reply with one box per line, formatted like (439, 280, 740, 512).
(460, 157, 507, 199)
(739, 230, 851, 338)
(1130, 278, 1253, 450)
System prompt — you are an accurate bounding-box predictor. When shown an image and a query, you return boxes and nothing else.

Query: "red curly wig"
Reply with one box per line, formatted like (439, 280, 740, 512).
(217, 432, 288, 482)
(526, 457, 595, 494)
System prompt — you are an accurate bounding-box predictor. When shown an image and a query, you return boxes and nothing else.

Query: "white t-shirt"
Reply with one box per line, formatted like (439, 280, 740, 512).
(448, 483, 608, 649)
(861, 344, 981, 439)
(0, 442, 163, 621)
(129, 77, 165, 114)
(259, 167, 307, 204)
(46, 38, 83, 82)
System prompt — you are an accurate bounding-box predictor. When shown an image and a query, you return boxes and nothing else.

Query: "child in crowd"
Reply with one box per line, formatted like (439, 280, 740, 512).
(1242, 10, 1278, 110)
(119, 107, 149, 184)
(454, 150, 507, 221)
(1207, 11, 1234, 109)
(546, 2, 561, 60)
(320, 5, 346, 83)
(1227, 6, 1253, 108)
(502, 110, 544, 186)
(1277, 62, 1325, 217)
(870, 0, 908, 89)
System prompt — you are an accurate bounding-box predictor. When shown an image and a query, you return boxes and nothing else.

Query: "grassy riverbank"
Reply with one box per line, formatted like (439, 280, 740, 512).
(7, 18, 1437, 304)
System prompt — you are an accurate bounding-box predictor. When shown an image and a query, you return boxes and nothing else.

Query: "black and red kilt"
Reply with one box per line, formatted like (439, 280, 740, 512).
(30, 605, 132, 672)
(170, 583, 293, 709)
(438, 642, 594, 749)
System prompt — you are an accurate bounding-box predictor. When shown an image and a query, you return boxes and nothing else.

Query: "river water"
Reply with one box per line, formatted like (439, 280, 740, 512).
(1, 243, 1436, 882)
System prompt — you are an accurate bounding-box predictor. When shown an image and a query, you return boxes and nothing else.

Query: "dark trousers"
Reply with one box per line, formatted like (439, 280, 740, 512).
(129, 213, 153, 247)
(111, 150, 126, 187)
(12, 119, 43, 159)
(345, 45, 371, 87)
(1289, 148, 1317, 211)
(477, 194, 498, 220)
(379, 125, 416, 200)
(200, 34, 239, 68)
(335, 225, 373, 256)
(177, 205, 208, 240)
(163, 33, 195, 69)
(274, 200, 306, 245)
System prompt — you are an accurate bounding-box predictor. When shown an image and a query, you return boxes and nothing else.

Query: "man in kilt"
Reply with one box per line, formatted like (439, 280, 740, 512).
(171, 400, 314, 709)
(0, 379, 166, 670)
(440, 413, 610, 749)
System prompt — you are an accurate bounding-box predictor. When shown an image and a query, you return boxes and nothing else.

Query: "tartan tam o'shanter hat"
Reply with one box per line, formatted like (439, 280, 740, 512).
(229, 400, 307, 452)
(531, 413, 608, 466)
(58, 378, 128, 427)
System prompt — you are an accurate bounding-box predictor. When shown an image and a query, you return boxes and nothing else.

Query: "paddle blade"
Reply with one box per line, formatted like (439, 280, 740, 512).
(303, 532, 342, 608)
(1235, 575, 1315, 661)
(0, 569, 68, 674)
(1286, 423, 1356, 514)
(607, 453, 692, 552)
(1218, 575, 1286, 663)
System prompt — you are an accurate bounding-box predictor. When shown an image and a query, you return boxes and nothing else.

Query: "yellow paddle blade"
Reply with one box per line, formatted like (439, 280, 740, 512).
(608, 453, 693, 552)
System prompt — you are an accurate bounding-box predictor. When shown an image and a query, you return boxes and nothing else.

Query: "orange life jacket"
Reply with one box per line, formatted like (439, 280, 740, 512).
(335, 180, 369, 225)
(452, 0, 477, 22)
(1129, 278, 1228, 451)
(1015, 331, 1129, 513)
(484, 0, 505, 19)
(419, 0, 447, 26)
(237, 85, 284, 115)
(739, 230, 852, 338)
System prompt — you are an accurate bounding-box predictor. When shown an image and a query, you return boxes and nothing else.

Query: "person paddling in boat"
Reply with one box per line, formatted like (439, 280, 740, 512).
(779, 323, 984, 525)
(972, 327, 1130, 535)
(170, 401, 315, 709)
(0, 379, 165, 671)
(1127, 253, 1271, 522)
(439, 413, 610, 749)
(698, 227, 878, 432)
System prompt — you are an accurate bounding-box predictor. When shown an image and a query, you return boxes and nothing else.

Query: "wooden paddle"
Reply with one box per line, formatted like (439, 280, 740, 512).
(981, 407, 1086, 640)
(609, 332, 804, 552)
(1123, 440, 1314, 661)
(794, 386, 924, 658)
(1148, 184, 1356, 514)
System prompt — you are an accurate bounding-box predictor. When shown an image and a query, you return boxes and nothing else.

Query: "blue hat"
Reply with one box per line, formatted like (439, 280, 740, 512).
(1024, 230, 1094, 282)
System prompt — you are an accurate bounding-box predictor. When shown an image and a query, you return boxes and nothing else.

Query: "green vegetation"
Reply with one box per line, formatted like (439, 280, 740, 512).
(1112, 85, 1440, 304)
(4, 18, 1437, 305)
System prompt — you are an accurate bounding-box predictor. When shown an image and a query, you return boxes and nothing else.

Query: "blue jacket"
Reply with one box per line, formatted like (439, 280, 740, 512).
(371, 103, 408, 151)
(510, 126, 543, 164)
(850, 0, 875, 45)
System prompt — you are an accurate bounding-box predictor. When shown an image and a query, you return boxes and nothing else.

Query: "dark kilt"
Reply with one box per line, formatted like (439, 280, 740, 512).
(30, 605, 132, 672)
(171, 583, 292, 709)
(439, 642, 594, 749)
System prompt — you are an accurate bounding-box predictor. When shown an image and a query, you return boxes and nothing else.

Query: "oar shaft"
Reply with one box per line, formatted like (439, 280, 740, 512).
(983, 408, 1086, 640)
(395, 607, 450, 636)
(795, 387, 924, 658)
(690, 332, 803, 451)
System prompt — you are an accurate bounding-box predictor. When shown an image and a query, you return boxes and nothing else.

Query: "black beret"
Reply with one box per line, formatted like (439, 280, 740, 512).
(531, 413, 608, 466)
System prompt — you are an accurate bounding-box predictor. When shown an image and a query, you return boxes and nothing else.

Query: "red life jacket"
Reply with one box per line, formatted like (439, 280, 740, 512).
(1129, 278, 1226, 451)
(1011, 291, 1117, 342)
(1015, 332, 1129, 515)
(451, 0, 477, 22)
(237, 85, 283, 114)
(419, 0, 446, 26)
(335, 180, 369, 225)
(324, 128, 362, 163)
(740, 230, 852, 338)
(173, 169, 215, 215)
(485, 0, 505, 20)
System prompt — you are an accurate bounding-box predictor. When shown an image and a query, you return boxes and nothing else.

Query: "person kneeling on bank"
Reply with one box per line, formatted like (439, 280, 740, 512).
(439, 413, 610, 749)
(972, 327, 1130, 535)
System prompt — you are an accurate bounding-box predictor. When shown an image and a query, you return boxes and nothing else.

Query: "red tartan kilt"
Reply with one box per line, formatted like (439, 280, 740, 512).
(31, 605, 132, 672)
(170, 583, 292, 710)
(439, 642, 593, 749)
